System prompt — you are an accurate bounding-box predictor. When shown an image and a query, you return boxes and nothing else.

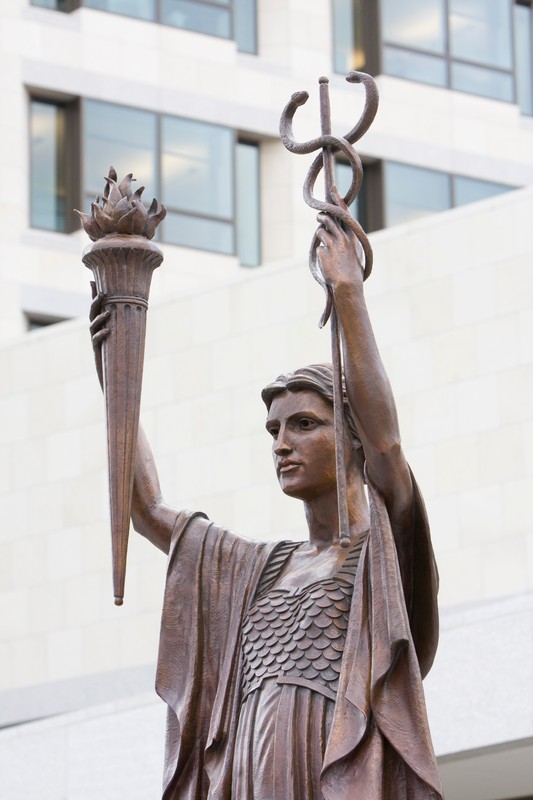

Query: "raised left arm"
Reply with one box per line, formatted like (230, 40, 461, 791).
(316, 189, 414, 550)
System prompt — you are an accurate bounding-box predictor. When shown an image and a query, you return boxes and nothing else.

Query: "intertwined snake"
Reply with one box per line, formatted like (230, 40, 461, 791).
(279, 71, 379, 327)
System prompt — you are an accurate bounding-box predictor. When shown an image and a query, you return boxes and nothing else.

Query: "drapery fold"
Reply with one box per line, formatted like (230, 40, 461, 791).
(156, 472, 442, 800)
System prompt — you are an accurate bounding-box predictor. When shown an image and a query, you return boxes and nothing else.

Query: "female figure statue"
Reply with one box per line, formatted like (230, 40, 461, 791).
(91, 192, 442, 800)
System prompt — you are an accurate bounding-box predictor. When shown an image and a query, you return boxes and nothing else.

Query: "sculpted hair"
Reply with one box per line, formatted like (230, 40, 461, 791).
(261, 363, 360, 443)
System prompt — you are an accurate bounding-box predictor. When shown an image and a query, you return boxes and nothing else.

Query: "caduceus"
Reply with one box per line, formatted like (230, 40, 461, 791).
(279, 71, 379, 548)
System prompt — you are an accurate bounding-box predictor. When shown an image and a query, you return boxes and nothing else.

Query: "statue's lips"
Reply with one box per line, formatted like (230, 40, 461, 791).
(278, 462, 302, 475)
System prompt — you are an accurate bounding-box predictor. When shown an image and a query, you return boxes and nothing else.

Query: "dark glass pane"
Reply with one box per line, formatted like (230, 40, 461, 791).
(514, 3, 533, 116)
(234, 0, 257, 53)
(162, 116, 233, 218)
(31, 0, 69, 9)
(383, 46, 447, 87)
(236, 142, 260, 266)
(332, 0, 354, 73)
(84, 100, 157, 203)
(332, 0, 366, 73)
(164, 211, 234, 254)
(454, 175, 513, 206)
(84, 0, 156, 20)
(27, 314, 65, 331)
(451, 61, 514, 101)
(30, 101, 66, 231)
(161, 0, 231, 38)
(384, 162, 451, 226)
(334, 160, 358, 219)
(449, 0, 512, 69)
(382, 0, 446, 54)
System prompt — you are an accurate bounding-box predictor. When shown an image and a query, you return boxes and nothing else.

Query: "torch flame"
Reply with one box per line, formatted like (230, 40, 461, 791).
(76, 166, 166, 241)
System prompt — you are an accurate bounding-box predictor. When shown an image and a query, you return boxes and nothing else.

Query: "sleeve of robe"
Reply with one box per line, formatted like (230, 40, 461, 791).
(155, 510, 277, 800)
(322, 470, 443, 800)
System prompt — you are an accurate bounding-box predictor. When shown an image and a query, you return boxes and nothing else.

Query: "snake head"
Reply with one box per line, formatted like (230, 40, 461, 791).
(290, 90, 309, 107)
(343, 71, 379, 144)
(346, 71, 365, 86)
(279, 91, 312, 152)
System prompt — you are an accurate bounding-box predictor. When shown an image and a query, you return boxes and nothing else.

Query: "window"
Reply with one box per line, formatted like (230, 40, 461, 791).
(34, 0, 257, 53)
(332, 0, 379, 74)
(29, 96, 80, 233)
(382, 0, 514, 100)
(333, 0, 532, 111)
(84, 101, 158, 203)
(82, 0, 257, 53)
(83, 100, 260, 264)
(236, 141, 260, 266)
(26, 313, 68, 331)
(383, 162, 514, 227)
(384, 162, 451, 226)
(31, 0, 79, 9)
(162, 115, 234, 254)
(335, 159, 383, 233)
(514, 1, 533, 114)
(83, 0, 155, 20)
(29, 95, 260, 263)
(334, 158, 514, 232)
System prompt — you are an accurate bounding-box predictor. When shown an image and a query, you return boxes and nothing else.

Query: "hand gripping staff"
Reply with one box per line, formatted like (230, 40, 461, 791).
(279, 71, 379, 547)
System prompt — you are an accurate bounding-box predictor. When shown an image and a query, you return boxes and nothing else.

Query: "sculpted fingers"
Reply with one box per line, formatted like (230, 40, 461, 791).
(315, 225, 327, 243)
(316, 210, 342, 235)
(92, 327, 110, 347)
(90, 309, 111, 340)
(89, 284, 106, 322)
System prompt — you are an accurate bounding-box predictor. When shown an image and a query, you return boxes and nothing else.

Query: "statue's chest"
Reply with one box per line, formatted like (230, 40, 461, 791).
(240, 540, 363, 701)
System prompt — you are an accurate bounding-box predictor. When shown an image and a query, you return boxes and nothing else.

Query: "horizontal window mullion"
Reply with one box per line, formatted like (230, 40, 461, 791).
(383, 41, 514, 77)
(162, 204, 233, 224)
(173, 0, 231, 9)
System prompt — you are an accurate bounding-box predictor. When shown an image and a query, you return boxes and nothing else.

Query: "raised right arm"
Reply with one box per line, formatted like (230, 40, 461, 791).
(131, 425, 178, 554)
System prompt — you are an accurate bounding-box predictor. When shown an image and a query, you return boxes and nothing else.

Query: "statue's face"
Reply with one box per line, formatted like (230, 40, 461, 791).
(266, 389, 348, 501)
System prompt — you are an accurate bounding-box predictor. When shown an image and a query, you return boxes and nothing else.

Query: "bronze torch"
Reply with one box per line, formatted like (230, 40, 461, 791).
(77, 168, 166, 605)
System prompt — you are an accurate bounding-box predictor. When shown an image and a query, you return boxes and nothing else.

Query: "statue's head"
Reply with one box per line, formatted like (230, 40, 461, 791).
(261, 363, 360, 447)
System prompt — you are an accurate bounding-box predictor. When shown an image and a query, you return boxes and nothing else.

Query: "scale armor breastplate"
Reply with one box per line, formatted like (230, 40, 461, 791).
(241, 538, 364, 702)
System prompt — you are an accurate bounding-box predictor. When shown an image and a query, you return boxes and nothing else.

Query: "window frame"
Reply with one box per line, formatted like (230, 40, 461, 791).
(336, 155, 516, 232)
(513, 0, 533, 114)
(40, 0, 258, 53)
(333, 0, 533, 112)
(382, 159, 516, 228)
(31, 0, 81, 11)
(28, 90, 81, 235)
(80, 97, 261, 264)
(381, 0, 516, 102)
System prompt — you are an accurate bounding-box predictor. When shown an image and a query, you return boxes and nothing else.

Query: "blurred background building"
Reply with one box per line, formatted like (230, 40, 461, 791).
(0, 1, 532, 797)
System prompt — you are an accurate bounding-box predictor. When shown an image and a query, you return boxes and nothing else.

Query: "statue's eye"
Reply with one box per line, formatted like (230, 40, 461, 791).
(298, 418, 315, 430)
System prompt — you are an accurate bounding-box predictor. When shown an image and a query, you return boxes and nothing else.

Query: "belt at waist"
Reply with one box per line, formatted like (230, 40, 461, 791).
(242, 674, 337, 703)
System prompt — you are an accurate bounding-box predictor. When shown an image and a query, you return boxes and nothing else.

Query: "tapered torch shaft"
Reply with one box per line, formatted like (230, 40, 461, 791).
(83, 236, 163, 604)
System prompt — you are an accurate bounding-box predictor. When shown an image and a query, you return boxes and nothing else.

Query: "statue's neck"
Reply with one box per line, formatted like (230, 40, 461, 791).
(303, 478, 369, 548)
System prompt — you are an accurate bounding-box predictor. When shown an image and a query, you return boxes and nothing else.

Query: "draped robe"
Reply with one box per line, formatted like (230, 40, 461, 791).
(155, 474, 442, 799)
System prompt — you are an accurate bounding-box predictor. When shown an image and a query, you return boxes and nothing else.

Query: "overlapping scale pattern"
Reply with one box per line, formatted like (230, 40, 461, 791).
(241, 538, 364, 700)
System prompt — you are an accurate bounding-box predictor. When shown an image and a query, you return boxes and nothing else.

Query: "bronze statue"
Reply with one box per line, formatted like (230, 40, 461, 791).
(85, 73, 442, 799)
(89, 199, 441, 798)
